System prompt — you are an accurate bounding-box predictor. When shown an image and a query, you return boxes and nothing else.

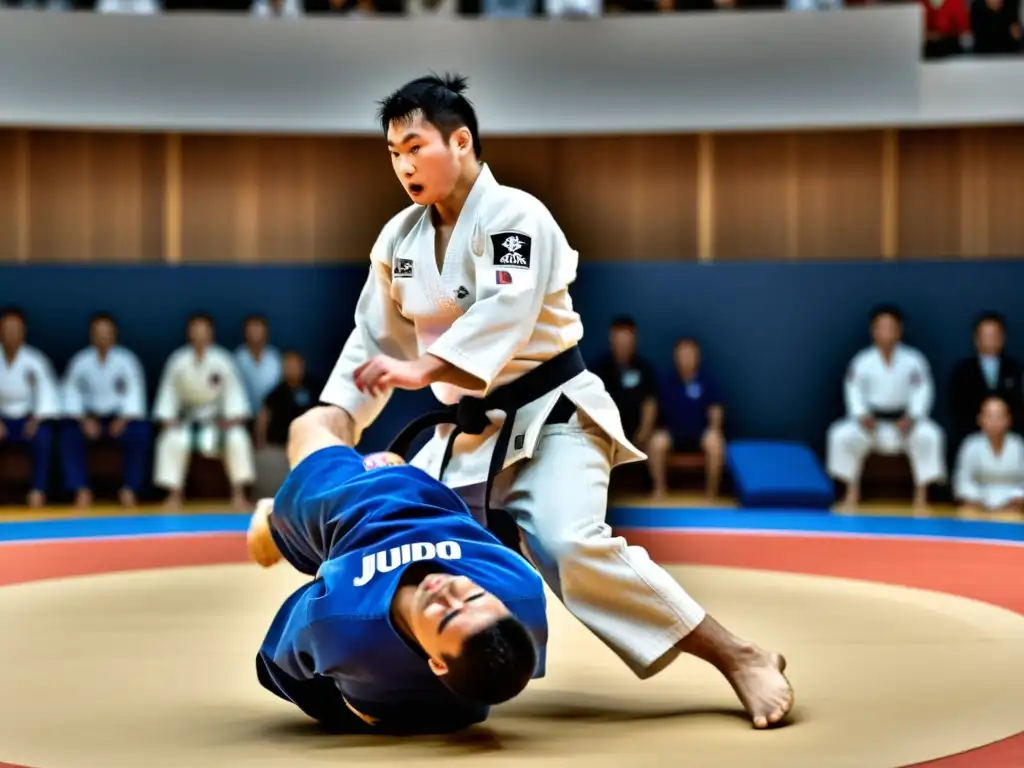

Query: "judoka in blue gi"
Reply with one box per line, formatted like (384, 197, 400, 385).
(247, 412, 548, 734)
(59, 313, 150, 507)
(0, 307, 61, 507)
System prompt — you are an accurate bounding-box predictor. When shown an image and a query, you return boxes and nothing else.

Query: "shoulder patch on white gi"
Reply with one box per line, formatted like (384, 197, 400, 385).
(394, 258, 414, 278)
(491, 232, 532, 270)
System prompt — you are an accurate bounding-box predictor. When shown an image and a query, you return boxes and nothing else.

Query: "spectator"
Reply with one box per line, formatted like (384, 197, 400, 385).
(971, 0, 1022, 54)
(254, 350, 320, 498)
(826, 305, 946, 512)
(592, 316, 659, 460)
(647, 338, 725, 499)
(59, 313, 150, 509)
(953, 396, 1024, 517)
(234, 315, 283, 417)
(949, 312, 1023, 453)
(0, 308, 60, 508)
(920, 0, 970, 58)
(152, 313, 255, 511)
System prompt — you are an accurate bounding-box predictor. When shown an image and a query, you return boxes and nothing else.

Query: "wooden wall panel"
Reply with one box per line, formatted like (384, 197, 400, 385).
(0, 132, 23, 263)
(712, 133, 791, 261)
(2, 126, 1023, 265)
(793, 131, 883, 260)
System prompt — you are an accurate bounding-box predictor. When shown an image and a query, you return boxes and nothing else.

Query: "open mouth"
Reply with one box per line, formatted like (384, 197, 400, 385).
(408, 184, 424, 196)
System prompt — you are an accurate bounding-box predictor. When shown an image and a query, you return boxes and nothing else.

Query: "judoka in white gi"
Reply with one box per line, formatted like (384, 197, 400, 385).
(827, 305, 946, 511)
(234, 314, 283, 416)
(953, 396, 1024, 516)
(59, 313, 150, 508)
(0, 308, 61, 507)
(276, 74, 793, 729)
(153, 313, 255, 511)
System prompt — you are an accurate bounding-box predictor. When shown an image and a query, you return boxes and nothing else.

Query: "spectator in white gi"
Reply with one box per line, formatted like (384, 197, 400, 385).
(152, 313, 255, 511)
(0, 307, 61, 507)
(827, 305, 946, 512)
(59, 313, 150, 509)
(953, 395, 1024, 518)
(234, 314, 283, 417)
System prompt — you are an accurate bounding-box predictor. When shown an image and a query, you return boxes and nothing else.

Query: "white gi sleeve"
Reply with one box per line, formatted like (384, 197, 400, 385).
(953, 438, 983, 503)
(152, 350, 183, 423)
(906, 351, 935, 420)
(320, 234, 418, 441)
(121, 350, 148, 421)
(29, 349, 62, 421)
(426, 205, 558, 389)
(61, 352, 87, 419)
(844, 353, 870, 420)
(219, 352, 254, 421)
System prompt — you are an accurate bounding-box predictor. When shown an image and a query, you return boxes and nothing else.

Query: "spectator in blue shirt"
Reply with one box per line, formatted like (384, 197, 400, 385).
(647, 338, 725, 499)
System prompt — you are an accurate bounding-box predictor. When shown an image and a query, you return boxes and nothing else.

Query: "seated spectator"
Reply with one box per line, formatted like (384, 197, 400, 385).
(592, 316, 659, 459)
(971, 0, 1022, 54)
(647, 338, 725, 500)
(59, 313, 150, 509)
(953, 396, 1024, 517)
(0, 308, 60, 508)
(234, 315, 283, 418)
(153, 313, 255, 511)
(920, 0, 970, 58)
(949, 311, 1022, 453)
(253, 350, 320, 499)
(827, 305, 946, 513)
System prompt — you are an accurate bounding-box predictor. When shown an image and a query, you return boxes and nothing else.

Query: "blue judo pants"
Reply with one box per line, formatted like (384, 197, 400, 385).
(1, 417, 54, 493)
(58, 417, 150, 494)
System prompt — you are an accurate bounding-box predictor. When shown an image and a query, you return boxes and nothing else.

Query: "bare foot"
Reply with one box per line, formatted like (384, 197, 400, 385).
(162, 491, 183, 511)
(248, 498, 282, 568)
(26, 490, 45, 509)
(75, 489, 93, 509)
(231, 491, 251, 512)
(651, 485, 668, 501)
(721, 647, 794, 729)
(119, 488, 137, 509)
(676, 615, 794, 729)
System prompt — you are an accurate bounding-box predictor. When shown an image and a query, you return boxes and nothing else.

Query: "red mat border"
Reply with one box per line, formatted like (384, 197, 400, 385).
(0, 529, 1020, 768)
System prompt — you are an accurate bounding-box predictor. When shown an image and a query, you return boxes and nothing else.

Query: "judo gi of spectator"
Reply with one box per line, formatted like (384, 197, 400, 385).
(152, 313, 255, 510)
(0, 308, 61, 507)
(953, 396, 1024, 515)
(827, 305, 946, 510)
(59, 313, 150, 508)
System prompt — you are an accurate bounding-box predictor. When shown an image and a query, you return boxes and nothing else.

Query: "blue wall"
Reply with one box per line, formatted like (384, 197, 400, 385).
(3, 260, 1023, 456)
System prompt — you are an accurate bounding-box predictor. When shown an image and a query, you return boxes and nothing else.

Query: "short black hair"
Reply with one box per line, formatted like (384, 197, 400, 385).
(0, 306, 25, 323)
(439, 616, 537, 706)
(610, 316, 636, 330)
(244, 314, 268, 327)
(675, 336, 699, 349)
(974, 311, 1006, 332)
(187, 312, 214, 328)
(870, 303, 902, 324)
(90, 312, 117, 327)
(377, 73, 482, 159)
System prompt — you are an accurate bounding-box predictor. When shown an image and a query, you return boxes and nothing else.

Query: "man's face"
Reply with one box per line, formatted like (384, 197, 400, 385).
(387, 113, 466, 206)
(408, 572, 510, 675)
(609, 327, 636, 362)
(188, 318, 214, 347)
(245, 319, 268, 347)
(975, 320, 1005, 357)
(675, 341, 700, 374)
(283, 353, 305, 384)
(0, 315, 25, 348)
(871, 314, 901, 347)
(90, 318, 116, 348)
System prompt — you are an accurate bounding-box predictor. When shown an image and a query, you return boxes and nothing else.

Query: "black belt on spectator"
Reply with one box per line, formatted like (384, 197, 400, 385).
(870, 409, 906, 421)
(387, 346, 585, 522)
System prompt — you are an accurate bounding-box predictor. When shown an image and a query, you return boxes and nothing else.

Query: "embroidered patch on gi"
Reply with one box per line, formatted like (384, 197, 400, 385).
(394, 258, 414, 278)
(514, 434, 525, 450)
(363, 451, 407, 470)
(491, 232, 532, 270)
(496, 270, 513, 285)
(455, 285, 469, 299)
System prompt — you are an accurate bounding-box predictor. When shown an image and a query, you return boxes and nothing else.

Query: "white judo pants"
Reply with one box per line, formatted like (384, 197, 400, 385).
(153, 422, 256, 490)
(826, 417, 946, 486)
(454, 412, 707, 679)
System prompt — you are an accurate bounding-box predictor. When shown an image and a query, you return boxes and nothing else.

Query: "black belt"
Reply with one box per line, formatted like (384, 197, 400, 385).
(870, 409, 906, 421)
(387, 346, 586, 523)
